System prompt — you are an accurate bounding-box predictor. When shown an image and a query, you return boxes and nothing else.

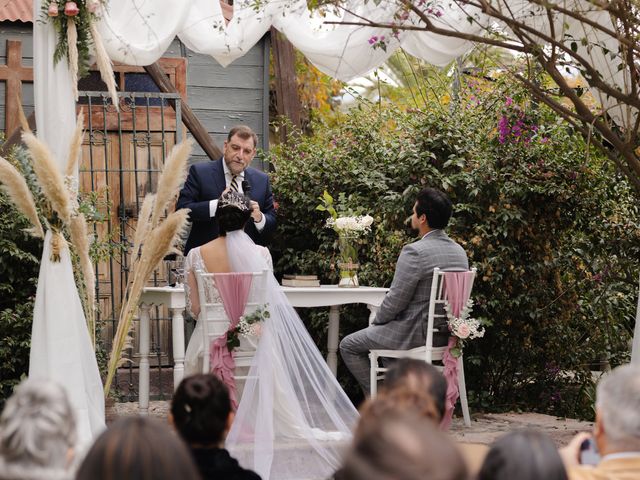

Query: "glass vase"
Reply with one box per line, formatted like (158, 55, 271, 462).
(337, 234, 360, 288)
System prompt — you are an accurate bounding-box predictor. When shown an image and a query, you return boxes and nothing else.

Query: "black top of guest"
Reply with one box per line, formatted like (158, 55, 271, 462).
(171, 374, 262, 480)
(190, 447, 261, 480)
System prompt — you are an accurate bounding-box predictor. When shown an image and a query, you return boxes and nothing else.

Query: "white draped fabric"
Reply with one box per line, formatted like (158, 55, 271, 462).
(28, 233, 105, 446)
(32, 0, 105, 446)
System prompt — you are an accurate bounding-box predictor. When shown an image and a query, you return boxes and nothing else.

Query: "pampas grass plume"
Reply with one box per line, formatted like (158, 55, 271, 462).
(0, 156, 44, 238)
(150, 139, 192, 228)
(90, 22, 119, 110)
(69, 214, 96, 345)
(22, 131, 72, 224)
(104, 209, 190, 396)
(66, 111, 84, 177)
(67, 18, 79, 101)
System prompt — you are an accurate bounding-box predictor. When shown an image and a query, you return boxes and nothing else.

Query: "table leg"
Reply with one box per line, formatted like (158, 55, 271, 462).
(171, 307, 185, 390)
(138, 304, 151, 416)
(327, 305, 340, 377)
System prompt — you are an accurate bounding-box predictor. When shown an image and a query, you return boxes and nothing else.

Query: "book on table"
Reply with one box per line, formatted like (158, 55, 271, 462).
(281, 275, 320, 287)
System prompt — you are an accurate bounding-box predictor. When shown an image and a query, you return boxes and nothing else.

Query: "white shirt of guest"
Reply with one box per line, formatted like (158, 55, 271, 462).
(208, 160, 265, 231)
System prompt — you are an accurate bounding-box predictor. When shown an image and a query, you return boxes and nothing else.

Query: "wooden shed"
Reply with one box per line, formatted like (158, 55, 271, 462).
(0, 1, 271, 396)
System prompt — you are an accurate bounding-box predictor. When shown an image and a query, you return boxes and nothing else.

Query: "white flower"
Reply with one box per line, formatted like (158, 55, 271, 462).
(327, 215, 374, 234)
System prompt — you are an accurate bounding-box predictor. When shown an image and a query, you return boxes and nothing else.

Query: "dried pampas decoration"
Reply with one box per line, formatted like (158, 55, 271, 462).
(67, 18, 79, 101)
(69, 214, 97, 346)
(103, 139, 193, 396)
(89, 21, 119, 110)
(150, 139, 192, 229)
(0, 156, 45, 238)
(22, 131, 72, 225)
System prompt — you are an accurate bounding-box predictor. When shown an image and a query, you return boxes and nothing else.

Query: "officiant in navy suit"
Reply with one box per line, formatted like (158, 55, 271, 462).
(177, 126, 276, 255)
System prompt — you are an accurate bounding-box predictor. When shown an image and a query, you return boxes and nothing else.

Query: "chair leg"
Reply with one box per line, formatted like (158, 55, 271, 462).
(369, 352, 378, 398)
(458, 356, 471, 427)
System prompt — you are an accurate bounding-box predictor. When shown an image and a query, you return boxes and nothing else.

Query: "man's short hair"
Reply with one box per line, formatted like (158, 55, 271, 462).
(382, 358, 448, 421)
(596, 364, 640, 449)
(415, 188, 453, 229)
(227, 125, 258, 149)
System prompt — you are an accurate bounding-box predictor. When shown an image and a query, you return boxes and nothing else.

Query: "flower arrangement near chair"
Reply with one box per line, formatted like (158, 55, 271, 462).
(445, 298, 485, 358)
(227, 304, 270, 351)
(317, 191, 373, 287)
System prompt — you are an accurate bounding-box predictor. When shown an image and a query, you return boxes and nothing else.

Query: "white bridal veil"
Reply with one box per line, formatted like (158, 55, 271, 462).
(223, 230, 358, 480)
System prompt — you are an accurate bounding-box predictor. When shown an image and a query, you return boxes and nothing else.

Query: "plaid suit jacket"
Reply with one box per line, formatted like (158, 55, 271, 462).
(369, 229, 469, 350)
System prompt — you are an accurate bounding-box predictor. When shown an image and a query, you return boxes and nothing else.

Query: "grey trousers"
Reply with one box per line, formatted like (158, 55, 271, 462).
(339, 327, 449, 393)
(339, 327, 389, 393)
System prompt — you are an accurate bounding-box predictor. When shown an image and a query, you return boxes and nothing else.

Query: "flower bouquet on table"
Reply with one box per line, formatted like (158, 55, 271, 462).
(445, 299, 485, 357)
(316, 191, 373, 288)
(227, 304, 270, 351)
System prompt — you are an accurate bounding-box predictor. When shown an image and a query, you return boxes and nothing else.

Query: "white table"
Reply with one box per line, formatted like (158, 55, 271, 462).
(138, 286, 186, 415)
(137, 284, 388, 414)
(282, 286, 389, 375)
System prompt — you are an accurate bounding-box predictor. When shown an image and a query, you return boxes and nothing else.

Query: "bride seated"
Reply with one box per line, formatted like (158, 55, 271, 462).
(183, 191, 358, 480)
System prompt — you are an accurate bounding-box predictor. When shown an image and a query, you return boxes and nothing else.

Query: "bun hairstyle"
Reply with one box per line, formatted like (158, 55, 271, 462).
(217, 190, 252, 235)
(171, 374, 232, 446)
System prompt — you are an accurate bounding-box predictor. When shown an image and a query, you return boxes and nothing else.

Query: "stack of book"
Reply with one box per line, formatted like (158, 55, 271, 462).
(281, 274, 320, 287)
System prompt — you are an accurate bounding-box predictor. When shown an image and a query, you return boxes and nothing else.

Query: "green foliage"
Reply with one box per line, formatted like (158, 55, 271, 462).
(266, 80, 640, 417)
(0, 193, 41, 409)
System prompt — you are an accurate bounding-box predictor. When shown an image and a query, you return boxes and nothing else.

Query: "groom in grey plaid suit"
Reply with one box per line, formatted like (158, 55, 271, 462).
(340, 188, 469, 393)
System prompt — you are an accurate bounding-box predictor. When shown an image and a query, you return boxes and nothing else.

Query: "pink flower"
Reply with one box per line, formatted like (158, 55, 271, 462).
(86, 0, 101, 13)
(456, 323, 471, 339)
(249, 323, 263, 337)
(64, 1, 79, 15)
(48, 1, 59, 16)
(505, 96, 513, 106)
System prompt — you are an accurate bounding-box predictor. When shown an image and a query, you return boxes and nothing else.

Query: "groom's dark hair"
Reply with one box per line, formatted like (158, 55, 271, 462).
(217, 191, 252, 235)
(171, 374, 231, 445)
(415, 188, 452, 229)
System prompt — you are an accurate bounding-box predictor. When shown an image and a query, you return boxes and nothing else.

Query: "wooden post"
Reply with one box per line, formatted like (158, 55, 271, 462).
(270, 28, 302, 142)
(143, 63, 223, 159)
(0, 40, 34, 138)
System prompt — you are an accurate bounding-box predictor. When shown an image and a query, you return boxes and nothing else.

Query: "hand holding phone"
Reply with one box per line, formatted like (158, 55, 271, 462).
(579, 438, 600, 466)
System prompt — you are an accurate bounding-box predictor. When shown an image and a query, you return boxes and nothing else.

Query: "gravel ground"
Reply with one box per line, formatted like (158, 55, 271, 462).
(107, 400, 592, 447)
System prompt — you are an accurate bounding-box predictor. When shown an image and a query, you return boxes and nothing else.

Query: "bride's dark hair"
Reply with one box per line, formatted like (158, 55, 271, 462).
(217, 190, 252, 235)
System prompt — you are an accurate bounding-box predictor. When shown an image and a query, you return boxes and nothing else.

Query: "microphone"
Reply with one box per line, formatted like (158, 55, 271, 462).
(242, 179, 251, 195)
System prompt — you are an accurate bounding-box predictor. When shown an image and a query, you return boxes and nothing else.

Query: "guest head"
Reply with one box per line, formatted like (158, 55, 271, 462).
(382, 358, 448, 421)
(478, 429, 567, 480)
(223, 125, 258, 175)
(337, 410, 467, 480)
(217, 190, 252, 235)
(357, 387, 440, 438)
(594, 364, 640, 455)
(0, 378, 76, 480)
(412, 187, 453, 234)
(75, 417, 200, 480)
(170, 373, 233, 447)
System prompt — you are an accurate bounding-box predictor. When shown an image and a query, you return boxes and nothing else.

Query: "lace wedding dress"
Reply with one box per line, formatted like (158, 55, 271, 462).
(184, 231, 358, 480)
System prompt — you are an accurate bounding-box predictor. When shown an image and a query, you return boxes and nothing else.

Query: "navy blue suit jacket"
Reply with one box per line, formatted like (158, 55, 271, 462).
(176, 159, 276, 255)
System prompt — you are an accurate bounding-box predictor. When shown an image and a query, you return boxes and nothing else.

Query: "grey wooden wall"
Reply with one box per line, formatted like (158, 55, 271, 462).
(0, 22, 269, 168)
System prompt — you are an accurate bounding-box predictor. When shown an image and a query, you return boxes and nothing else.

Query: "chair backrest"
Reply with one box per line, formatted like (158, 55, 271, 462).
(194, 269, 269, 370)
(425, 267, 477, 361)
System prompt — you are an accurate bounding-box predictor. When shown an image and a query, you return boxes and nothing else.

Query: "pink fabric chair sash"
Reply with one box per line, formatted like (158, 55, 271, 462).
(441, 271, 474, 429)
(210, 273, 253, 409)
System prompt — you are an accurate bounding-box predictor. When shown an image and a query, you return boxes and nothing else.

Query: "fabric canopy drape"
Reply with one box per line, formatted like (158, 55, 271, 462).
(32, 0, 105, 447)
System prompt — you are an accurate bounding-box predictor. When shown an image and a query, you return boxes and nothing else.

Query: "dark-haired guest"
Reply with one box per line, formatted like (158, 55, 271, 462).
(76, 417, 200, 480)
(340, 187, 469, 393)
(478, 430, 568, 480)
(171, 374, 261, 480)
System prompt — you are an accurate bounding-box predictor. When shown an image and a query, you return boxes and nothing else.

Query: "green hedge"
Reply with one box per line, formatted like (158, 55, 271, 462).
(266, 84, 640, 418)
(0, 192, 41, 408)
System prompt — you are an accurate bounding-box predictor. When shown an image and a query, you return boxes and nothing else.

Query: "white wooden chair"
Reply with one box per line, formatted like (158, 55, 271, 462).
(195, 269, 269, 379)
(369, 267, 477, 427)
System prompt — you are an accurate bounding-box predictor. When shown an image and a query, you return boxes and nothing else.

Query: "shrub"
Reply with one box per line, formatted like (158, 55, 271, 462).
(266, 82, 640, 417)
